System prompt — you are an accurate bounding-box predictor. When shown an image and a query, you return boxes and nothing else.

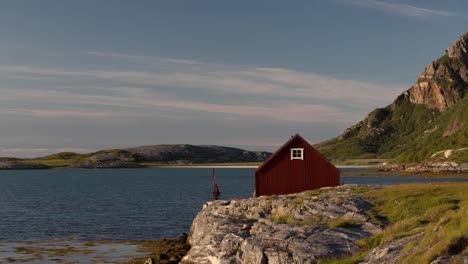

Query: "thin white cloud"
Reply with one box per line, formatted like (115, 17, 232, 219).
(80, 51, 204, 65)
(346, 0, 459, 18)
(0, 63, 404, 107)
(0, 52, 406, 125)
(0, 87, 356, 123)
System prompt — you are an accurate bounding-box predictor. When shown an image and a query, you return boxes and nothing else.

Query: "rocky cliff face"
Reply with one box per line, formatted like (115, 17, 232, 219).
(318, 32, 468, 162)
(401, 32, 468, 111)
(180, 186, 381, 264)
(446, 32, 468, 61)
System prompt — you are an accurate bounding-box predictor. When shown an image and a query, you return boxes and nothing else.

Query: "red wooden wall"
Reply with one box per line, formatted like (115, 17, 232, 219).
(255, 135, 340, 197)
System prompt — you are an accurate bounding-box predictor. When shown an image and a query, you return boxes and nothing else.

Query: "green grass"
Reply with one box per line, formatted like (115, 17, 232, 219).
(328, 219, 361, 228)
(23, 159, 77, 167)
(318, 251, 370, 264)
(447, 149, 468, 163)
(319, 183, 468, 263)
(40, 152, 85, 160)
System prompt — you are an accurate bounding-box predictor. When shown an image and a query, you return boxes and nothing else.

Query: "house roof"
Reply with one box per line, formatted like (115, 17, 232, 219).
(256, 133, 308, 173)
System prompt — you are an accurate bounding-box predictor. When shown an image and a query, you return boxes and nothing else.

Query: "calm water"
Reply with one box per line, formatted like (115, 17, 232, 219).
(0, 168, 467, 242)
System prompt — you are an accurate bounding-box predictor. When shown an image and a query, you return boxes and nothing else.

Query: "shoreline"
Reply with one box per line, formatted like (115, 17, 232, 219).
(1, 164, 467, 178)
(0, 164, 381, 170)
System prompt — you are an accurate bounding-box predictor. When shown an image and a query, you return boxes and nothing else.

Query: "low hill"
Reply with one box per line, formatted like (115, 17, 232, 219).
(125, 144, 270, 163)
(317, 32, 468, 163)
(8, 145, 271, 169)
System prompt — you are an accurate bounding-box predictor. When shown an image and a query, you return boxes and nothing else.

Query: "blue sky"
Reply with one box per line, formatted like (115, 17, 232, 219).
(0, 0, 467, 157)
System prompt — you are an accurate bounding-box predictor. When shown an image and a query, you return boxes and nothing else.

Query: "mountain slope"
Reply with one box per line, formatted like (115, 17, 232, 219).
(317, 33, 468, 162)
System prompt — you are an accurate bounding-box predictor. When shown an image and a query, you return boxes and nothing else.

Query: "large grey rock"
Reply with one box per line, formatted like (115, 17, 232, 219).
(181, 185, 381, 264)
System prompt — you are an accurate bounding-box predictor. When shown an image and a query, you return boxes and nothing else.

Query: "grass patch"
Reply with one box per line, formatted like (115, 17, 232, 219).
(317, 250, 369, 264)
(328, 219, 361, 228)
(363, 183, 468, 262)
(22, 159, 77, 167)
(321, 183, 468, 263)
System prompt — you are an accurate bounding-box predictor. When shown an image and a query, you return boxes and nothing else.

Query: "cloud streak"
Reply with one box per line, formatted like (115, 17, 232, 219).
(346, 0, 460, 18)
(0, 87, 357, 123)
(0, 51, 405, 126)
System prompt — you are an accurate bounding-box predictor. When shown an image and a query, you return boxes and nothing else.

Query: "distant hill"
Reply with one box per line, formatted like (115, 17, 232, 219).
(124, 144, 271, 163)
(317, 32, 468, 163)
(4, 145, 271, 169)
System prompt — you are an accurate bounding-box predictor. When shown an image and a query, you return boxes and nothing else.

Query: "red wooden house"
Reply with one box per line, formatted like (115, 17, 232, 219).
(255, 134, 340, 197)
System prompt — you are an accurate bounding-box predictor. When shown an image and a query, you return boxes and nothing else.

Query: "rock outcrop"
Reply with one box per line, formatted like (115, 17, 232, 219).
(180, 186, 381, 264)
(446, 32, 468, 61)
(402, 162, 467, 174)
(402, 32, 468, 111)
(362, 233, 424, 264)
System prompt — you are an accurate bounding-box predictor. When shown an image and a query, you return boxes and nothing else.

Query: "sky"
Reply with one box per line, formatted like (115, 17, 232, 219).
(1, 0, 467, 157)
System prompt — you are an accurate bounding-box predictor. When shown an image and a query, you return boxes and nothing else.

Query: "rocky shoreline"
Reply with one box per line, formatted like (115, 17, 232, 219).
(176, 184, 468, 264)
(381, 162, 468, 174)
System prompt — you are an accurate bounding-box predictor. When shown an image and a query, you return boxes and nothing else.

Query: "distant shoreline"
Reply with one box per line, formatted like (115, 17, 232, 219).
(2, 163, 467, 178)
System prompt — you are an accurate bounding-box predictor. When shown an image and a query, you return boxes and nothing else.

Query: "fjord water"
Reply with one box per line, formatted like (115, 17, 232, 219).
(0, 168, 467, 242)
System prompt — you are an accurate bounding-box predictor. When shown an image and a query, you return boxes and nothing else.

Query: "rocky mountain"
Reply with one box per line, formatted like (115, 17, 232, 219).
(317, 33, 468, 163)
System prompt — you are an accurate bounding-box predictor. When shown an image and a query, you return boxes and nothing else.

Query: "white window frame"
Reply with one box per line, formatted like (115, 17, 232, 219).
(291, 148, 304, 160)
